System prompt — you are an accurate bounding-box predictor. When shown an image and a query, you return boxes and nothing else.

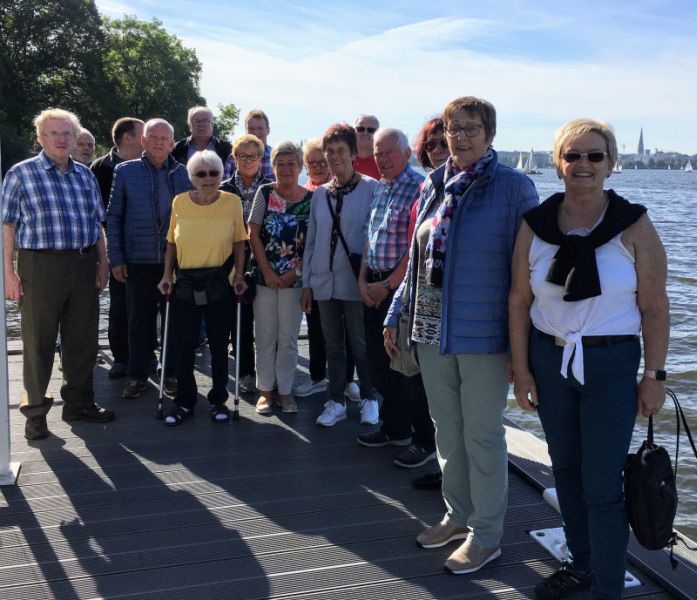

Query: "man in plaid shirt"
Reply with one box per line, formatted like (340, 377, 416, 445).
(2, 108, 115, 440)
(356, 128, 436, 470)
(223, 109, 275, 181)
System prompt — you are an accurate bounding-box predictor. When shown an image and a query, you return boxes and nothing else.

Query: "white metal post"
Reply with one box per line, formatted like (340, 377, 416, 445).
(0, 137, 21, 485)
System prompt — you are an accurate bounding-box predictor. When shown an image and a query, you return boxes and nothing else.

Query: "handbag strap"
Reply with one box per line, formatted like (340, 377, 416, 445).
(326, 194, 353, 265)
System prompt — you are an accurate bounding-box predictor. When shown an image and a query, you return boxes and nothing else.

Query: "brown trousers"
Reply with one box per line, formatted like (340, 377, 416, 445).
(17, 249, 98, 417)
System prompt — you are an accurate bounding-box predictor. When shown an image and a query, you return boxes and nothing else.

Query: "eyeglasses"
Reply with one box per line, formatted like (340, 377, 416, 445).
(356, 126, 377, 133)
(42, 130, 75, 139)
(193, 170, 220, 178)
(307, 160, 328, 169)
(425, 139, 449, 152)
(561, 152, 607, 163)
(191, 119, 212, 125)
(444, 124, 483, 138)
(237, 153, 260, 162)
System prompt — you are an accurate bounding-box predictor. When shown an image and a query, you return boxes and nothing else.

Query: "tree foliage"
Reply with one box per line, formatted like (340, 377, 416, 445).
(0, 2, 205, 173)
(214, 103, 241, 142)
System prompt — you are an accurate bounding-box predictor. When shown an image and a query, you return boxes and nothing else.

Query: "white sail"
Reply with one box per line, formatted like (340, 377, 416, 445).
(527, 149, 537, 172)
(516, 152, 524, 170)
(685, 160, 694, 172)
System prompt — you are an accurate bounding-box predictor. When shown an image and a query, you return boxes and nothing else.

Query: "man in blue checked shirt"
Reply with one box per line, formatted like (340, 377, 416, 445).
(2, 108, 115, 440)
(356, 128, 437, 470)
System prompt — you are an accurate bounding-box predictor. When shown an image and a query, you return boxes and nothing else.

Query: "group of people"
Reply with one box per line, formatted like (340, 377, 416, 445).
(2, 95, 669, 600)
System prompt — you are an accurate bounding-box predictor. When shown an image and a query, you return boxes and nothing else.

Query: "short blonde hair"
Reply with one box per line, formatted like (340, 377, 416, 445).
(302, 138, 323, 160)
(232, 134, 264, 158)
(552, 118, 617, 173)
(271, 141, 302, 168)
(34, 108, 81, 138)
(186, 150, 223, 180)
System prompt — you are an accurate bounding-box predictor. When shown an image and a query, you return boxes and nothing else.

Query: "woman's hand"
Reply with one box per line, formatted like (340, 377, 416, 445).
(300, 288, 313, 313)
(157, 276, 172, 295)
(512, 366, 538, 411)
(261, 269, 284, 289)
(383, 327, 398, 359)
(638, 377, 665, 418)
(233, 275, 248, 296)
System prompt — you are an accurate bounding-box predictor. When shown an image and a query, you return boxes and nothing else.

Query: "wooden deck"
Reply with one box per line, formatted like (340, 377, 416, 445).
(0, 339, 687, 599)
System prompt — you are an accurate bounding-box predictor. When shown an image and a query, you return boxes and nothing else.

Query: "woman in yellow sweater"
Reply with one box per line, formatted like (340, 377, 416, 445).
(158, 150, 247, 425)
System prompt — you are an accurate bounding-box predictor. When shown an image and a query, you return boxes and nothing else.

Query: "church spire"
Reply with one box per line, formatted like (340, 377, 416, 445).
(637, 127, 644, 155)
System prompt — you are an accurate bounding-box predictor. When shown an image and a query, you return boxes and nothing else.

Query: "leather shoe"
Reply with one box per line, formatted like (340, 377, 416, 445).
(25, 415, 49, 440)
(63, 403, 115, 423)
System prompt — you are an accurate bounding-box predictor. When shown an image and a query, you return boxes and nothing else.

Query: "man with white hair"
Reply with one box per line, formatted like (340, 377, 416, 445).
(353, 114, 381, 180)
(73, 127, 96, 165)
(107, 118, 191, 399)
(172, 105, 231, 166)
(2, 108, 114, 439)
(356, 128, 436, 470)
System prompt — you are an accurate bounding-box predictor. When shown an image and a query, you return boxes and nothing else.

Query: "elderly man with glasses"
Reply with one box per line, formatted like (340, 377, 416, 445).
(2, 108, 115, 439)
(352, 114, 381, 180)
(172, 106, 232, 166)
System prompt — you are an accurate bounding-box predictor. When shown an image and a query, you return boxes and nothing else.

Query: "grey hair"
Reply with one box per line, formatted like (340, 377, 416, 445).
(271, 141, 303, 168)
(33, 108, 81, 138)
(354, 114, 380, 128)
(374, 128, 409, 153)
(78, 128, 95, 143)
(143, 118, 174, 139)
(186, 150, 224, 180)
(187, 106, 213, 124)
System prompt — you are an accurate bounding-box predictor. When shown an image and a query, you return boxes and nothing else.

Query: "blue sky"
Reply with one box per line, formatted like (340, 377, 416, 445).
(96, 0, 697, 154)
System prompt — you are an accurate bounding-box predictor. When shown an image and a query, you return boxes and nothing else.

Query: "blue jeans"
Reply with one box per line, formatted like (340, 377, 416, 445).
(530, 329, 640, 600)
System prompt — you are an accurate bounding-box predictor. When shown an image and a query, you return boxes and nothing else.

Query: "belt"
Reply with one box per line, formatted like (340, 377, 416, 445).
(366, 268, 394, 283)
(30, 245, 95, 256)
(535, 328, 637, 348)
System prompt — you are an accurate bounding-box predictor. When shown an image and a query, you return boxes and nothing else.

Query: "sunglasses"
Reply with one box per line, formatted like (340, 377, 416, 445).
(193, 170, 220, 178)
(425, 139, 449, 152)
(356, 126, 377, 133)
(562, 152, 607, 163)
(307, 160, 328, 169)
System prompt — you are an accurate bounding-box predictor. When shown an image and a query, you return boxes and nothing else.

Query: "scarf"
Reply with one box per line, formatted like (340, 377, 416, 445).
(424, 150, 494, 287)
(327, 172, 361, 271)
(233, 169, 265, 219)
(524, 189, 646, 301)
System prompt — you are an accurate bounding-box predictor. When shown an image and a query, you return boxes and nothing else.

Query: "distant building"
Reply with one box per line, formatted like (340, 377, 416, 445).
(637, 128, 645, 155)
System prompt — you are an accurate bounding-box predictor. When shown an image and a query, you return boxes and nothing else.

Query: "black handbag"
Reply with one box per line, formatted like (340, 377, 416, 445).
(624, 388, 697, 564)
(326, 195, 362, 279)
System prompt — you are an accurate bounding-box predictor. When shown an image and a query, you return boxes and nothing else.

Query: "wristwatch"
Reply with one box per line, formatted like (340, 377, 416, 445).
(643, 369, 667, 381)
(294, 267, 302, 277)
(382, 278, 392, 291)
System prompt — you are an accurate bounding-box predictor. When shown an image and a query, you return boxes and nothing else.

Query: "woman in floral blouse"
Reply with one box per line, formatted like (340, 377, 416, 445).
(248, 141, 312, 414)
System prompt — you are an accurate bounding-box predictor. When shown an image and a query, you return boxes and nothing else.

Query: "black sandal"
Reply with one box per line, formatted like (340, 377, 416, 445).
(164, 405, 193, 427)
(211, 404, 230, 423)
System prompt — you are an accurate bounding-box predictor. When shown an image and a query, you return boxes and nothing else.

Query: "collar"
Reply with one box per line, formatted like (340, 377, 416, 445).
(38, 150, 76, 173)
(382, 163, 415, 187)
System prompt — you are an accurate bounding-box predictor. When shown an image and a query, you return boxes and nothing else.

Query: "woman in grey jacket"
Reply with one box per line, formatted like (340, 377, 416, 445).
(301, 123, 379, 428)
(384, 97, 538, 574)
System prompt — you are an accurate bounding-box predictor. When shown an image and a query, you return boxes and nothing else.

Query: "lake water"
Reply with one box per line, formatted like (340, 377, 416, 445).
(3, 168, 696, 539)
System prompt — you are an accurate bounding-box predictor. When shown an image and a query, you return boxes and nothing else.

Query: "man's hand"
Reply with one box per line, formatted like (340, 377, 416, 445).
(96, 262, 109, 292)
(638, 377, 666, 418)
(4, 269, 23, 300)
(300, 288, 313, 313)
(111, 264, 128, 283)
(365, 281, 390, 307)
(383, 327, 398, 358)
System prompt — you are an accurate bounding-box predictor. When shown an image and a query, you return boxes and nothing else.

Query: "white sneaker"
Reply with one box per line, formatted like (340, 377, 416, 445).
(344, 381, 361, 402)
(293, 379, 328, 397)
(359, 399, 379, 425)
(315, 400, 347, 427)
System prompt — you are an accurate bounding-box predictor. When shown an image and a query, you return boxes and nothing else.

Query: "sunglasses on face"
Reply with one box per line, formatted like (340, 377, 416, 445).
(356, 126, 377, 133)
(425, 139, 449, 152)
(562, 152, 607, 163)
(193, 170, 220, 178)
(307, 160, 328, 169)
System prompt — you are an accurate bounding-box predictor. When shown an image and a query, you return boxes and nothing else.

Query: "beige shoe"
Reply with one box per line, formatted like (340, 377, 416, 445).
(255, 394, 272, 415)
(416, 519, 469, 549)
(444, 536, 501, 574)
(276, 395, 298, 413)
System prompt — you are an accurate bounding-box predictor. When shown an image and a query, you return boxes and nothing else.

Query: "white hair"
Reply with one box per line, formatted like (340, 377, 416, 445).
(374, 127, 409, 152)
(143, 118, 174, 139)
(186, 150, 223, 179)
(78, 128, 95, 143)
(34, 108, 81, 138)
(187, 106, 213, 124)
(354, 114, 380, 128)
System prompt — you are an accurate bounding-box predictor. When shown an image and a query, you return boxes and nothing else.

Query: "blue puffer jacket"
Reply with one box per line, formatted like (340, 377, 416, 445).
(106, 155, 191, 266)
(385, 149, 539, 355)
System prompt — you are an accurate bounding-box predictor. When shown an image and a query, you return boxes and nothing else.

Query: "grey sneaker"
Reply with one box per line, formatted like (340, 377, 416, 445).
(359, 398, 379, 425)
(444, 535, 501, 574)
(416, 519, 469, 549)
(393, 444, 437, 468)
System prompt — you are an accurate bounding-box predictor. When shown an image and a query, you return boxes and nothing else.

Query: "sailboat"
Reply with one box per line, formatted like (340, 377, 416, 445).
(524, 148, 541, 175)
(613, 158, 623, 174)
(685, 160, 694, 173)
(516, 152, 524, 171)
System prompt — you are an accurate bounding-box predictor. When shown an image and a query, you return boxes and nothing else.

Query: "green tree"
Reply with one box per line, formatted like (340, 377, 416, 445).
(214, 103, 240, 142)
(101, 16, 205, 139)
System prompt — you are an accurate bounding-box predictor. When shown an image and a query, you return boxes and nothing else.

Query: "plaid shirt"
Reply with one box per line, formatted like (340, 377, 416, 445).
(365, 164, 424, 271)
(2, 151, 103, 249)
(223, 144, 275, 181)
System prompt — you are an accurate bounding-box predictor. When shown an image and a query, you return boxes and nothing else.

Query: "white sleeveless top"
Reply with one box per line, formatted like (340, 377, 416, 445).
(529, 226, 641, 384)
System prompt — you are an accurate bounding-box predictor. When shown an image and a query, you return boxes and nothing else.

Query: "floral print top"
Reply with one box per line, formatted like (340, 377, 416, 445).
(248, 183, 312, 288)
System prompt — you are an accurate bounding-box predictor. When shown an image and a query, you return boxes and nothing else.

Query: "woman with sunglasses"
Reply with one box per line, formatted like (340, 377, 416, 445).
(220, 134, 272, 394)
(248, 141, 312, 414)
(384, 97, 538, 574)
(509, 119, 669, 600)
(158, 150, 248, 426)
(414, 117, 450, 172)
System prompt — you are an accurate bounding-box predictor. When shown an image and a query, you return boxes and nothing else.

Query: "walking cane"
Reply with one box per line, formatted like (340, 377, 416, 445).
(232, 293, 242, 421)
(156, 282, 172, 419)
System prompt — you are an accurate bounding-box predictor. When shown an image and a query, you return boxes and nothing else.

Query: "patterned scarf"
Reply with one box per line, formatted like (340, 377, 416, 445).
(327, 172, 361, 271)
(233, 169, 265, 219)
(424, 150, 494, 287)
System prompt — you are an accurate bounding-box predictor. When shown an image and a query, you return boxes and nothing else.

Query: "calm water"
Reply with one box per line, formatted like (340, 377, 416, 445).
(3, 168, 696, 538)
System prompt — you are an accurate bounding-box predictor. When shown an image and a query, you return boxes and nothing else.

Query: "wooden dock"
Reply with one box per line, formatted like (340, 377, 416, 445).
(0, 338, 692, 599)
